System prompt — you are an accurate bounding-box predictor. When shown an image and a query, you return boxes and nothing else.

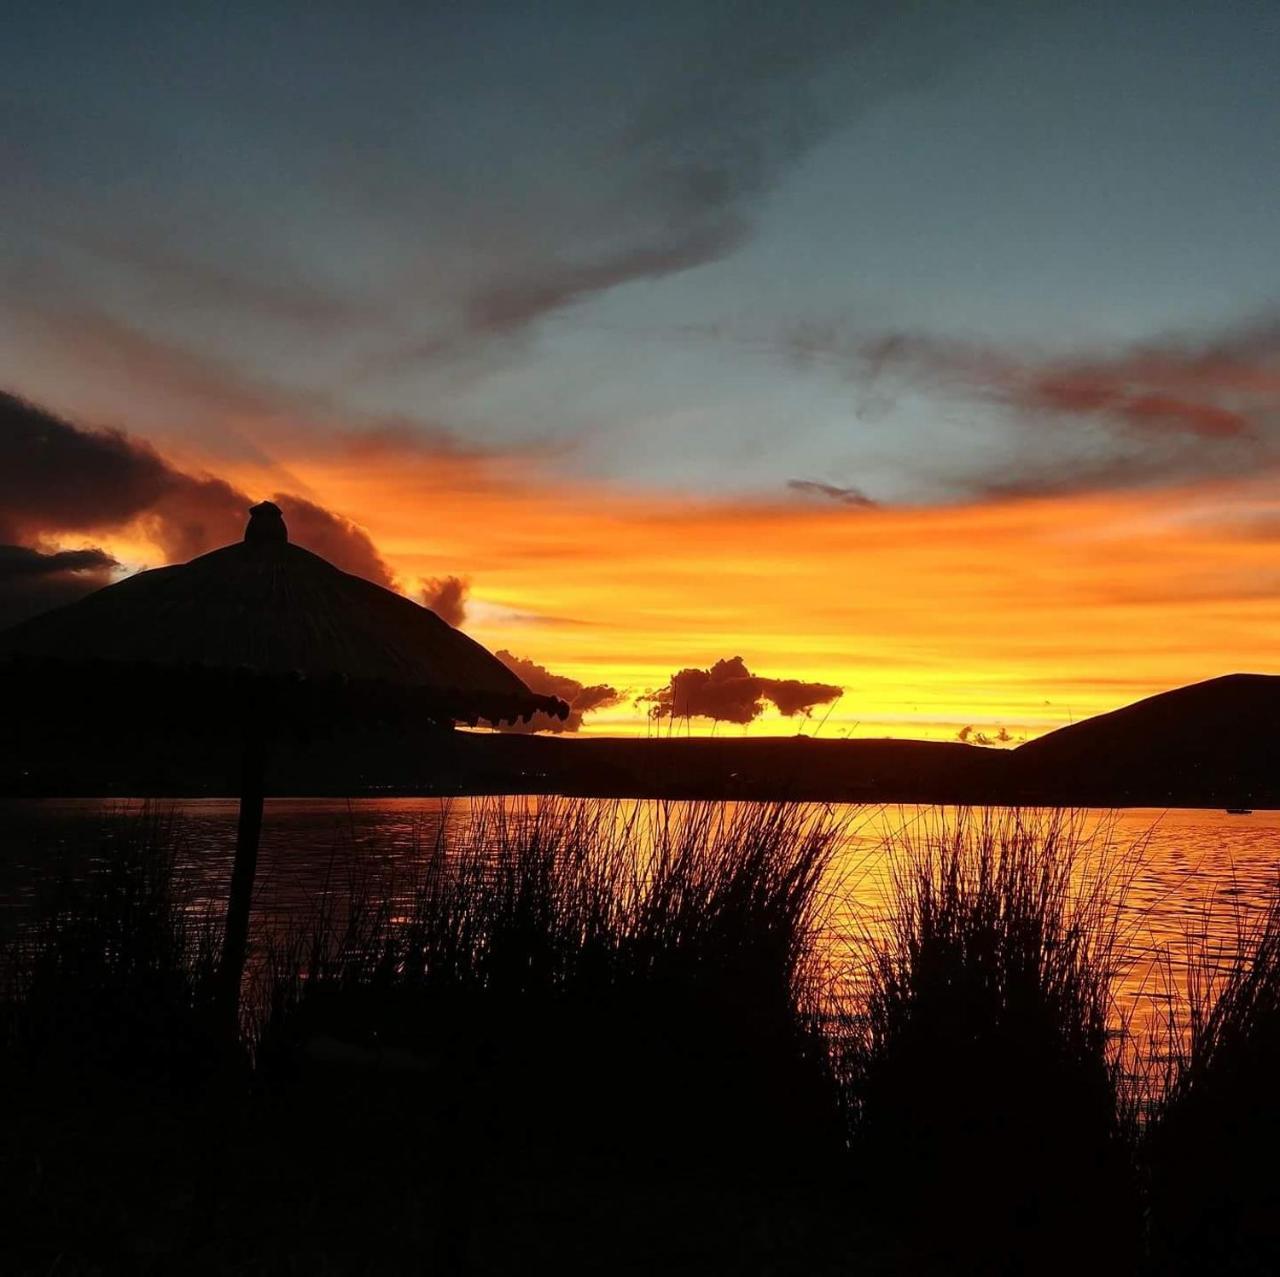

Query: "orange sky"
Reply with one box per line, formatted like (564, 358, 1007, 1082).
(95, 433, 1280, 743)
(7, 2, 1280, 747)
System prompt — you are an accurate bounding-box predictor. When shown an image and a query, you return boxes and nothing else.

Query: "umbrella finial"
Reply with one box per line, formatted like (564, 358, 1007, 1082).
(245, 501, 288, 545)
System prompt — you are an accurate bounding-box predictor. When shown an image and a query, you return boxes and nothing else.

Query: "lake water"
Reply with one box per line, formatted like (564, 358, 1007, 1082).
(4, 797, 1279, 1049)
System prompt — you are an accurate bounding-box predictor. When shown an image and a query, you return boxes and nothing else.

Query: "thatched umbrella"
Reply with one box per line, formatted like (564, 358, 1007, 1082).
(0, 501, 567, 1028)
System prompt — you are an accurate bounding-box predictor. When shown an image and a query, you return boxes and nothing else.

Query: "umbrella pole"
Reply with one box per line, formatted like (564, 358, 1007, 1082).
(218, 732, 266, 1037)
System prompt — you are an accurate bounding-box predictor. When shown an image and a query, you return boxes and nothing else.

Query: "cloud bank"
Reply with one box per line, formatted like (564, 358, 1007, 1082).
(0, 390, 393, 624)
(646, 656, 842, 726)
(862, 316, 1280, 497)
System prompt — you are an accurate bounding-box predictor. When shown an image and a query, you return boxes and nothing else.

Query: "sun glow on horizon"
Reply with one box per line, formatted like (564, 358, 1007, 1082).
(61, 437, 1280, 744)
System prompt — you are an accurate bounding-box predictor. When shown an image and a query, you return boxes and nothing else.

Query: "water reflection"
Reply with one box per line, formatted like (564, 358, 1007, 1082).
(3, 797, 1278, 1039)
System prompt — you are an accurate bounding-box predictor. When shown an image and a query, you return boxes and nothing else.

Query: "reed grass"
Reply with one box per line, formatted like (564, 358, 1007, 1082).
(256, 798, 848, 1172)
(1145, 881, 1280, 1274)
(16, 796, 1279, 1271)
(837, 808, 1143, 1273)
(4, 804, 222, 1084)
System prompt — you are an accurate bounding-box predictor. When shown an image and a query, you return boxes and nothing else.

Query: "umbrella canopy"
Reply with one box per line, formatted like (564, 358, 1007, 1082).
(0, 501, 568, 1034)
(0, 501, 566, 727)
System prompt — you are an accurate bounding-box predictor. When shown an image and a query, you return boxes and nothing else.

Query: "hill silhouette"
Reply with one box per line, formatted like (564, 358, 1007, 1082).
(453, 675, 1280, 805)
(1009, 673, 1280, 808)
(3, 673, 1277, 808)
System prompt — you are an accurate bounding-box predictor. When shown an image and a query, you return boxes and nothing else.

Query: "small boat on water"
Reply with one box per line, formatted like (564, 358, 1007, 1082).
(1225, 807, 1253, 815)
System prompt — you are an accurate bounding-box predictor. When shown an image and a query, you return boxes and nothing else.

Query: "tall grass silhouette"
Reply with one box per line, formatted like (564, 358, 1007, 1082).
(14, 798, 1280, 1272)
(836, 808, 1142, 1273)
(257, 798, 847, 1171)
(4, 804, 221, 1084)
(1146, 881, 1280, 1275)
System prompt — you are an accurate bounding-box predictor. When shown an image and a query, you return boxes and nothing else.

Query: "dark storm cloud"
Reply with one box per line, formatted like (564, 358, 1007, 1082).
(787, 479, 877, 507)
(0, 391, 393, 586)
(421, 575, 470, 628)
(0, 390, 247, 553)
(0, 544, 119, 628)
(493, 650, 621, 733)
(0, 546, 116, 580)
(646, 656, 841, 725)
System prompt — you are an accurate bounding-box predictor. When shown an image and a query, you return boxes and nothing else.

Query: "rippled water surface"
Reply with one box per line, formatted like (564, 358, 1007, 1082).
(4, 798, 1279, 1038)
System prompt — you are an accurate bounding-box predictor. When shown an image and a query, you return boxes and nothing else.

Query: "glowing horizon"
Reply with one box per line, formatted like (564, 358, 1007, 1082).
(60, 441, 1280, 744)
(6, 6, 1279, 744)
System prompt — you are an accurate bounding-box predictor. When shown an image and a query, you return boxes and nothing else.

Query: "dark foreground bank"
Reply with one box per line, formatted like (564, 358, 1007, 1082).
(7, 674, 1279, 810)
(4, 801, 1280, 1275)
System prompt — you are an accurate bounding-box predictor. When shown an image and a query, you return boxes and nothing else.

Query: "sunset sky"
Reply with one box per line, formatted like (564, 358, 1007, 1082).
(4, 1, 1280, 739)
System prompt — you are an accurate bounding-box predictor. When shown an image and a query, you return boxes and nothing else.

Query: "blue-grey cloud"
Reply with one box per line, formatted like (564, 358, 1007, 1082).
(4, 1, 993, 392)
(787, 478, 877, 507)
(860, 316, 1280, 495)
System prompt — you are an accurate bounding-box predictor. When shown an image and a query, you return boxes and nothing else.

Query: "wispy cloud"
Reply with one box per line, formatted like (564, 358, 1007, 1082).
(464, 223, 748, 339)
(764, 311, 1280, 498)
(374, 2, 986, 367)
(80, 230, 379, 334)
(787, 478, 877, 507)
(870, 321, 1279, 442)
(9, 304, 326, 434)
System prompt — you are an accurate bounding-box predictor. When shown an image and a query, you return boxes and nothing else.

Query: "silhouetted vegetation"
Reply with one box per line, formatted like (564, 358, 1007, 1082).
(4, 805, 222, 1086)
(7, 800, 1280, 1274)
(257, 799, 846, 1173)
(2, 801, 856, 1274)
(835, 809, 1143, 1274)
(1146, 886, 1280, 1276)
